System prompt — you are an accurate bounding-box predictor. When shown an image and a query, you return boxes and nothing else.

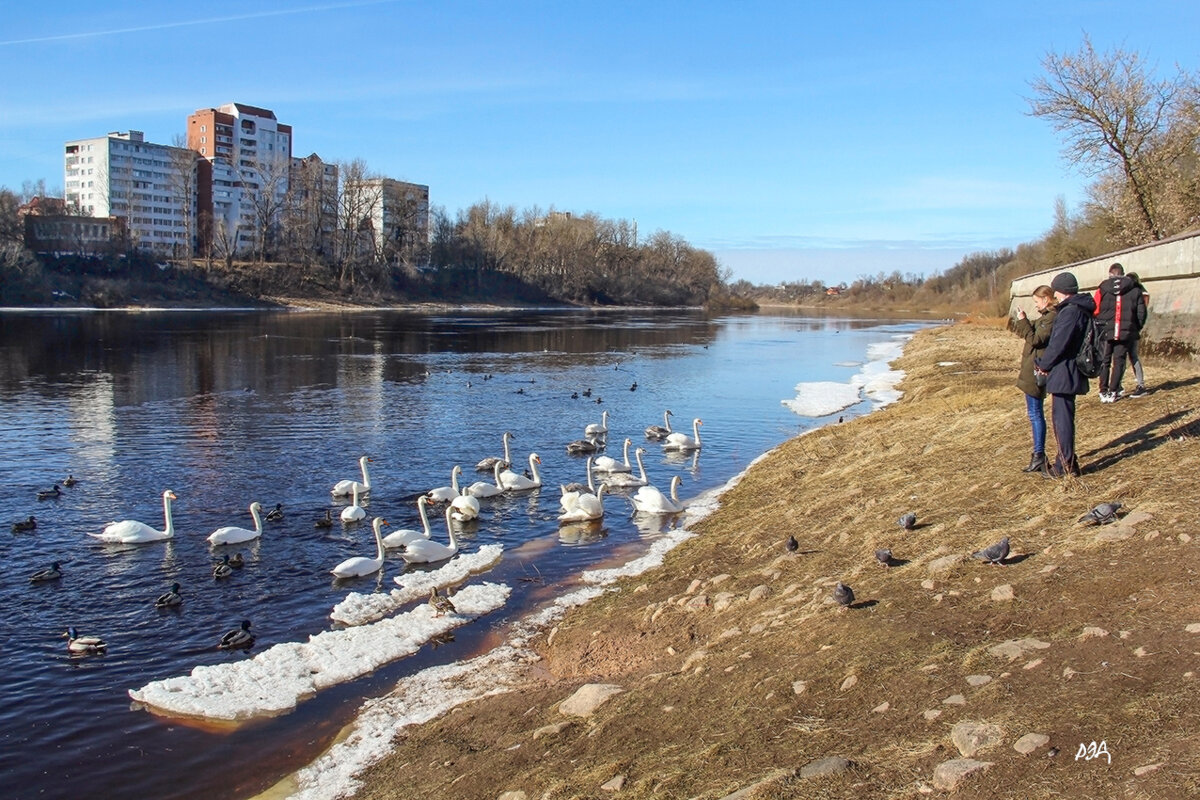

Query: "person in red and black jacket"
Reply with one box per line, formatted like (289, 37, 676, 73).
(1091, 262, 1147, 403)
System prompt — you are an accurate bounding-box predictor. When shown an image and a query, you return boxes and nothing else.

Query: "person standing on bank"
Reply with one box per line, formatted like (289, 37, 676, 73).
(1010, 285, 1057, 473)
(1034, 272, 1095, 478)
(1091, 262, 1147, 403)
(1122, 271, 1150, 397)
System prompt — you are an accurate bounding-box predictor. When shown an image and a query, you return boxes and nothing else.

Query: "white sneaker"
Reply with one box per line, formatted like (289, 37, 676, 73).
(1100, 392, 1115, 403)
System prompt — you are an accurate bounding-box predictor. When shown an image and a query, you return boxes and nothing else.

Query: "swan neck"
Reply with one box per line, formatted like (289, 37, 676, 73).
(418, 498, 431, 533)
(250, 504, 263, 532)
(444, 509, 458, 548)
(528, 454, 541, 482)
(372, 520, 385, 559)
(622, 438, 631, 464)
(360, 459, 372, 489)
(502, 433, 511, 461)
(162, 492, 175, 537)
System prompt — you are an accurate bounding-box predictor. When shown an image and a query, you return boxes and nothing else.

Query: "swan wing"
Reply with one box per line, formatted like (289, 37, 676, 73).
(207, 526, 258, 545)
(91, 520, 161, 542)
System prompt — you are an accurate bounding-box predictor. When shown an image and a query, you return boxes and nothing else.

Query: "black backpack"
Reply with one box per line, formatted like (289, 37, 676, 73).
(1076, 317, 1103, 378)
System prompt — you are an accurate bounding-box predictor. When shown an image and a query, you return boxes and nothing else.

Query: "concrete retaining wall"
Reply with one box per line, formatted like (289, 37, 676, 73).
(1008, 229, 1200, 349)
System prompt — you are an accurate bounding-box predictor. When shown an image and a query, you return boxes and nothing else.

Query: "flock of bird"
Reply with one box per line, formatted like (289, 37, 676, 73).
(18, 408, 700, 657)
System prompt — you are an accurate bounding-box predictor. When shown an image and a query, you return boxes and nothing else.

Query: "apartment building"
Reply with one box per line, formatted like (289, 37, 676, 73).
(62, 131, 194, 254)
(345, 177, 430, 265)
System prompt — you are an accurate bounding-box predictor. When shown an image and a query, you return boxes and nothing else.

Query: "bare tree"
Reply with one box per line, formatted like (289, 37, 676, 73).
(237, 153, 291, 263)
(335, 159, 382, 290)
(168, 135, 199, 267)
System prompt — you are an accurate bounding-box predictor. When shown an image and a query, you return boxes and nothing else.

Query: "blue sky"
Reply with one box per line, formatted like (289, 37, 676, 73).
(3, 1, 1198, 285)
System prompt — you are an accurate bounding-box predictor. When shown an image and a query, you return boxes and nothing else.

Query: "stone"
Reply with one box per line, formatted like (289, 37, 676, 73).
(532, 721, 573, 740)
(1013, 732, 1050, 754)
(498, 792, 528, 800)
(1185, 623, 1200, 634)
(942, 694, 966, 706)
(840, 674, 858, 691)
(1039, 564, 1058, 574)
(991, 584, 1014, 602)
(1133, 763, 1165, 776)
(600, 774, 626, 792)
(710, 573, 733, 586)
(792, 680, 808, 695)
(685, 594, 710, 611)
(872, 701, 890, 713)
(988, 638, 1051, 661)
(714, 769, 797, 800)
(799, 756, 854, 778)
(1023, 659, 1044, 670)
(680, 650, 709, 672)
(923, 709, 943, 720)
(927, 554, 963, 575)
(1080, 626, 1109, 639)
(950, 724, 1008, 762)
(1180, 533, 1193, 543)
(921, 579, 936, 590)
(559, 684, 624, 717)
(713, 592, 737, 612)
(1134, 646, 1149, 657)
(686, 579, 703, 594)
(932, 758, 993, 791)
(748, 584, 772, 602)
(965, 675, 992, 687)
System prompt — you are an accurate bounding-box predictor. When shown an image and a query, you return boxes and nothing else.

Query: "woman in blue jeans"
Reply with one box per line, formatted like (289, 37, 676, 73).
(1010, 285, 1057, 473)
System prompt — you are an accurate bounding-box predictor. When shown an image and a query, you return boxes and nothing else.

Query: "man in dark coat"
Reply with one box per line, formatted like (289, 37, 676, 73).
(1034, 271, 1096, 477)
(1092, 262, 1147, 402)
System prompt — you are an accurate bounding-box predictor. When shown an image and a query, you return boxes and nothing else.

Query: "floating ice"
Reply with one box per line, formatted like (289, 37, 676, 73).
(128, 582, 511, 722)
(330, 545, 504, 626)
(781, 381, 861, 417)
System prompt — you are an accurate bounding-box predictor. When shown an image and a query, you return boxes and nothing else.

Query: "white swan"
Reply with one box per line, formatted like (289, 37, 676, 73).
(450, 488, 481, 521)
(383, 496, 433, 549)
(341, 485, 366, 522)
(400, 506, 460, 563)
(466, 460, 505, 498)
(90, 490, 178, 543)
(633, 475, 686, 513)
(332, 455, 373, 497)
(207, 501, 265, 545)
(475, 431, 514, 472)
(593, 437, 633, 474)
(602, 447, 649, 488)
(558, 484, 606, 523)
(585, 410, 610, 439)
(331, 517, 388, 577)
(499, 452, 542, 491)
(565, 435, 602, 454)
(426, 465, 464, 503)
(560, 457, 597, 513)
(664, 417, 703, 451)
(645, 409, 674, 440)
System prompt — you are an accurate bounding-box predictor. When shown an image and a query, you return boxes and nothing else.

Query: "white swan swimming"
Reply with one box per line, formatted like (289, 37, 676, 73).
(400, 506, 460, 563)
(426, 465, 464, 504)
(633, 475, 686, 513)
(341, 485, 366, 522)
(207, 501, 265, 545)
(64, 627, 106, 654)
(332, 456, 373, 497)
(664, 417, 703, 451)
(602, 447, 649, 488)
(155, 582, 183, 608)
(499, 452, 542, 491)
(218, 620, 255, 650)
(644, 409, 674, 440)
(331, 517, 389, 577)
(465, 460, 506, 498)
(382, 496, 433, 549)
(585, 410, 610, 439)
(90, 490, 178, 544)
(475, 431, 514, 472)
(560, 456, 597, 513)
(450, 488, 481, 522)
(558, 484, 606, 523)
(593, 437, 633, 474)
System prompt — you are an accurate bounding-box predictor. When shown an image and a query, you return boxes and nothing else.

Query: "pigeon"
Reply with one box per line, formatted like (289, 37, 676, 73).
(875, 548, 894, 567)
(898, 512, 917, 530)
(786, 535, 799, 552)
(1077, 502, 1122, 526)
(833, 581, 855, 609)
(971, 537, 1010, 565)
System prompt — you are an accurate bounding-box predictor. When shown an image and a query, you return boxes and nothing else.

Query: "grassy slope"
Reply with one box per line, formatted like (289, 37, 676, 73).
(351, 319, 1200, 800)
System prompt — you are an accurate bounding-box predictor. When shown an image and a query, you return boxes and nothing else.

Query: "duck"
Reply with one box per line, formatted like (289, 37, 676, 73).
(154, 582, 183, 607)
(475, 431, 514, 473)
(465, 460, 506, 498)
(207, 501, 264, 545)
(62, 474, 78, 487)
(90, 489, 178, 544)
(228, 552, 245, 568)
(64, 627, 107, 654)
(340, 485, 366, 522)
(383, 496, 433, 549)
(400, 506, 460, 564)
(315, 509, 334, 529)
(425, 465, 464, 504)
(37, 484, 63, 500)
(593, 437, 634, 474)
(560, 457, 597, 513)
(565, 436, 602, 455)
(450, 488, 481, 522)
(644, 409, 674, 440)
(558, 485, 607, 523)
(663, 417, 703, 451)
(213, 554, 233, 578)
(331, 517, 389, 577)
(332, 455, 373, 497)
(218, 620, 255, 650)
(264, 503, 284, 522)
(498, 452, 542, 491)
(584, 410, 610, 439)
(11, 515, 37, 533)
(429, 587, 456, 617)
(632, 475, 686, 514)
(30, 561, 62, 582)
(601, 447, 649, 488)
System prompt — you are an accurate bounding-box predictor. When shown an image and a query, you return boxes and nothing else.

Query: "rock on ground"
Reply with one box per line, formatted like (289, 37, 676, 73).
(932, 758, 993, 791)
(559, 683, 624, 717)
(951, 721, 1005, 757)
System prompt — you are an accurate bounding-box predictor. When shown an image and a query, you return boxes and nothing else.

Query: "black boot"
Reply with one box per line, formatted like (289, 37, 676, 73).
(1022, 452, 1046, 473)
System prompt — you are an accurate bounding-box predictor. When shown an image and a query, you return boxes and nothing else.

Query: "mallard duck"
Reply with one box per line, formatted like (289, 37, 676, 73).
(64, 627, 107, 654)
(155, 582, 183, 607)
(37, 484, 63, 500)
(218, 620, 254, 650)
(30, 561, 62, 582)
(228, 552, 244, 568)
(314, 509, 334, 529)
(264, 503, 283, 522)
(11, 515, 37, 533)
(213, 554, 233, 578)
(62, 474, 78, 487)
(429, 587, 456, 617)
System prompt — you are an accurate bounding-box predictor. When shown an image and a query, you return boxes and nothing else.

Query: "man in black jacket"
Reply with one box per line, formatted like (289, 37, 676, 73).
(1092, 262, 1148, 402)
(1035, 271, 1096, 477)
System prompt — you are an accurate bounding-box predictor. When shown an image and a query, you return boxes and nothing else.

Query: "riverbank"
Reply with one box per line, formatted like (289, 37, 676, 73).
(310, 318, 1200, 799)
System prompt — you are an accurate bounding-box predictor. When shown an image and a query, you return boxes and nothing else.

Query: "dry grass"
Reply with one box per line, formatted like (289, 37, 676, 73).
(352, 320, 1200, 800)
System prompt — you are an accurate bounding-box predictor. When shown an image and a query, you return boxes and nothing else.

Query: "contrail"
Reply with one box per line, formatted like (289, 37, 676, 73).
(0, 0, 400, 46)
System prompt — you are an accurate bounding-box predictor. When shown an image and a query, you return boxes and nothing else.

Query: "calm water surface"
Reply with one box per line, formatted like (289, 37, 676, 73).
(0, 309, 927, 799)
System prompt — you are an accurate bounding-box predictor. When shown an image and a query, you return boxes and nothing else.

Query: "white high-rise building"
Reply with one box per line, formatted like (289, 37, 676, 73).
(344, 177, 430, 265)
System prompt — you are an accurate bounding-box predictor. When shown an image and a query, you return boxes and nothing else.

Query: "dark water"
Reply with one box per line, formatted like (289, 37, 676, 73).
(0, 308, 926, 799)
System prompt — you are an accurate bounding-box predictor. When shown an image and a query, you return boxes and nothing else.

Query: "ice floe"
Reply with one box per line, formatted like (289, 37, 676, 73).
(783, 333, 911, 416)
